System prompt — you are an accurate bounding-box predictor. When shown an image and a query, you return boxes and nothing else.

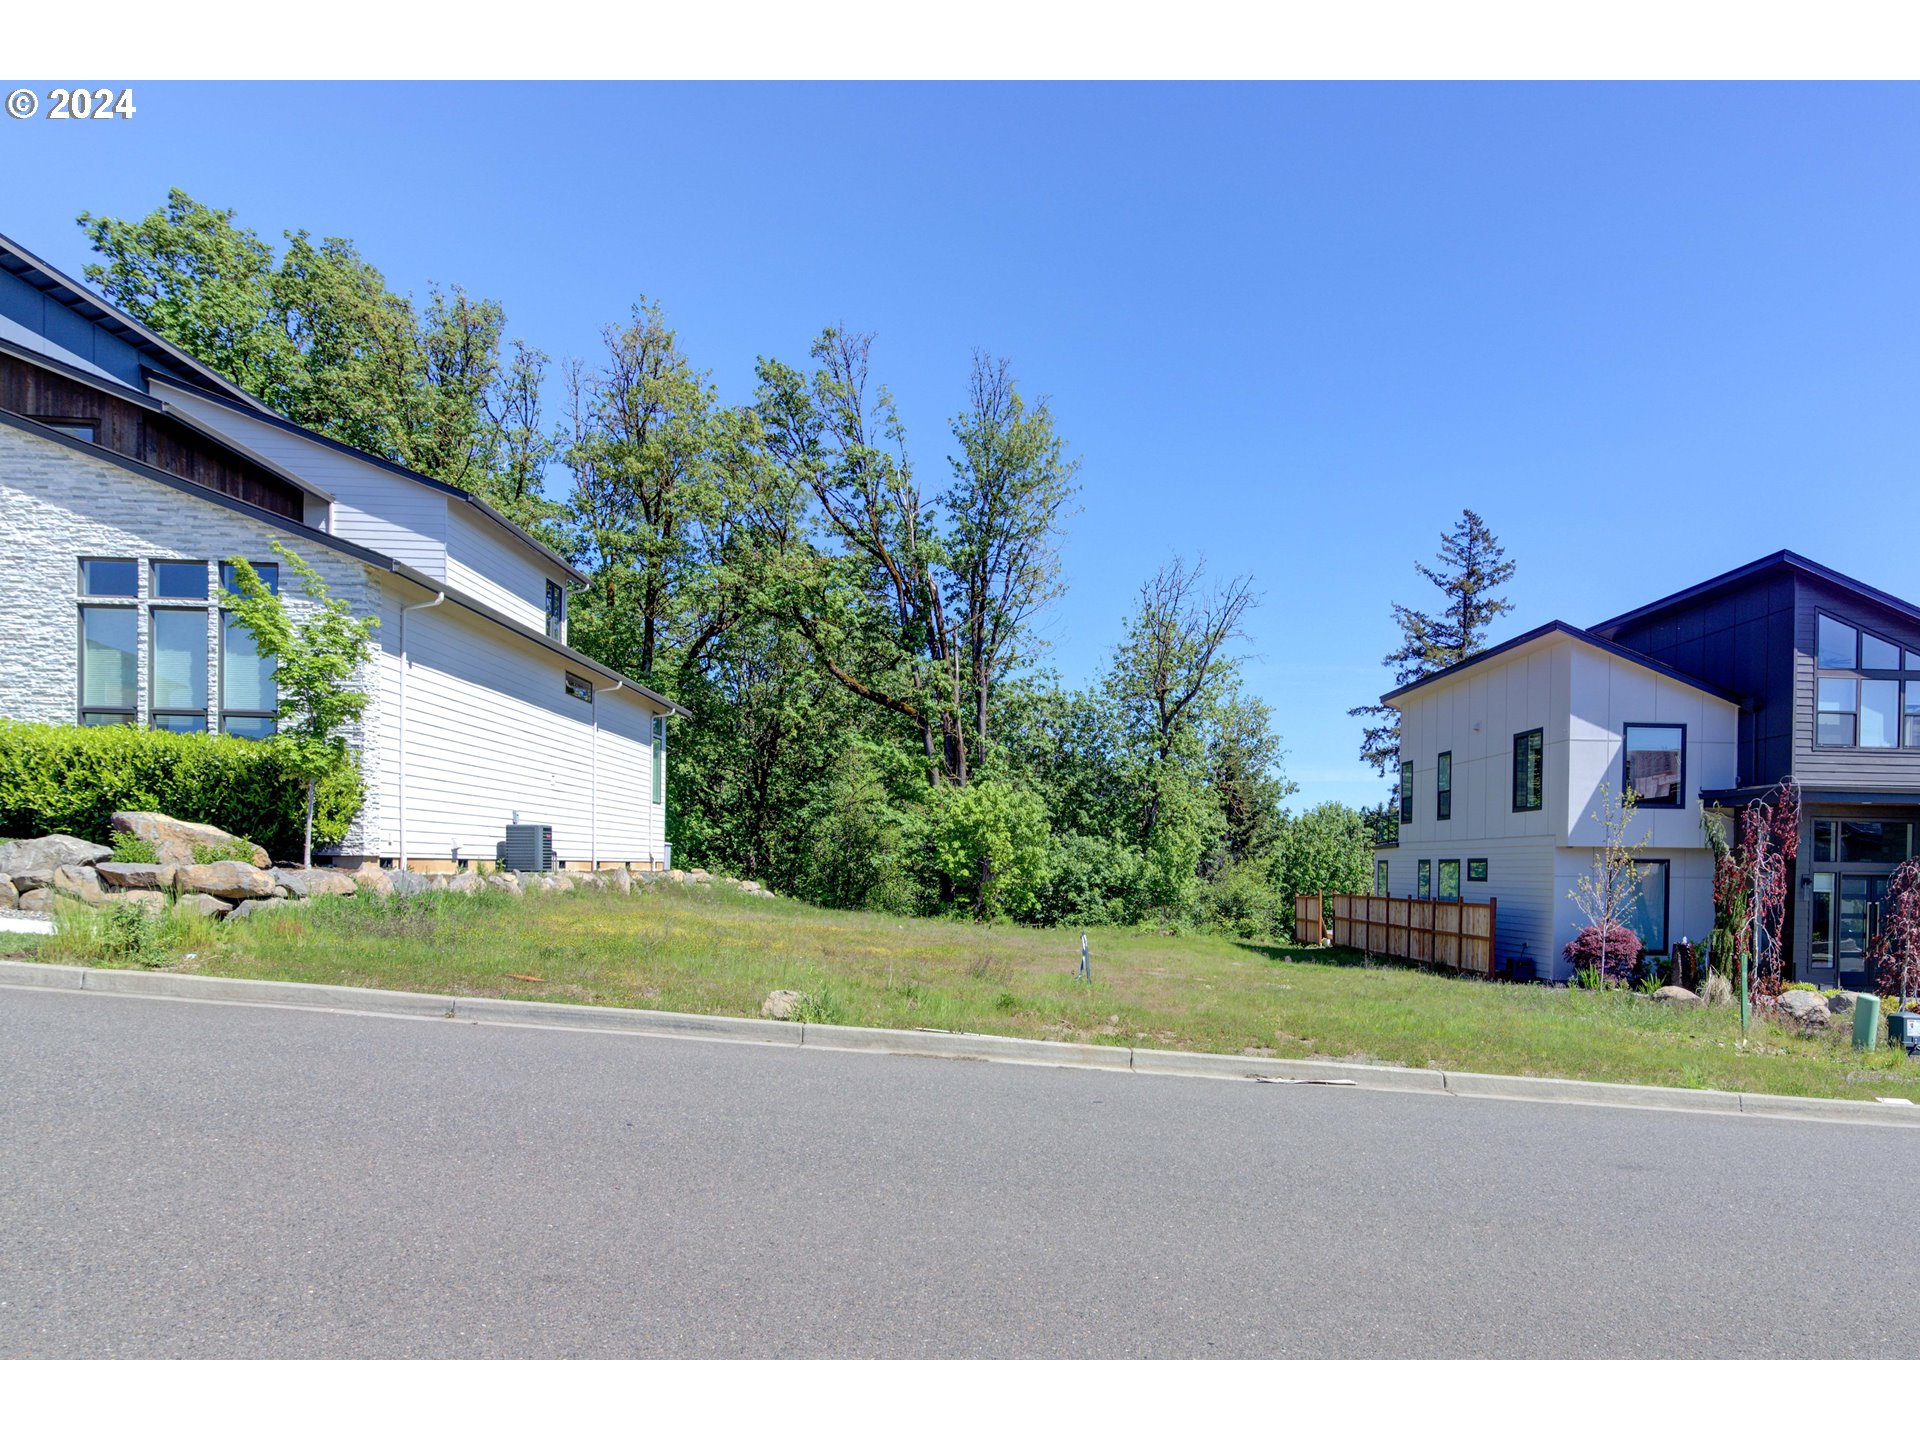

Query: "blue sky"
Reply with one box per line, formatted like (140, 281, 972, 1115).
(5, 82, 1917, 812)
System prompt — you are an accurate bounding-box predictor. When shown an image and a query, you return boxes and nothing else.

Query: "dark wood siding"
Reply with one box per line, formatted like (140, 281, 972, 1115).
(0, 351, 304, 520)
(1601, 572, 1796, 789)
(1790, 575, 1920, 791)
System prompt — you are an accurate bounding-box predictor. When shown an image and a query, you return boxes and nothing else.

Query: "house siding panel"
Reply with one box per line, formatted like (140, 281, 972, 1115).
(443, 502, 568, 634)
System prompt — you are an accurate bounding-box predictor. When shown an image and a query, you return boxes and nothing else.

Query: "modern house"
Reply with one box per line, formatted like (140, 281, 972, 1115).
(0, 227, 686, 870)
(1376, 553, 1920, 987)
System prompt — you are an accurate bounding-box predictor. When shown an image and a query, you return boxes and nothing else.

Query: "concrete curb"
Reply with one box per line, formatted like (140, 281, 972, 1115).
(3, 958, 1919, 1128)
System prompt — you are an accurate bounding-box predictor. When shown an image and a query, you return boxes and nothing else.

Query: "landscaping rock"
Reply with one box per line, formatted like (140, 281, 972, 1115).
(108, 889, 167, 916)
(350, 863, 394, 898)
(761, 989, 808, 1021)
(688, 868, 712, 883)
(111, 812, 268, 868)
(272, 867, 358, 899)
(1828, 991, 1856, 1015)
(447, 873, 485, 895)
(178, 861, 277, 901)
(1651, 985, 1701, 1006)
(174, 893, 233, 919)
(0, 835, 112, 887)
(1779, 990, 1832, 1025)
(484, 872, 522, 896)
(95, 861, 177, 892)
(228, 897, 289, 922)
(0, 878, 16, 910)
(18, 888, 57, 915)
(50, 864, 109, 905)
(387, 870, 433, 897)
(603, 867, 633, 895)
(550, 873, 576, 892)
(667, 868, 688, 883)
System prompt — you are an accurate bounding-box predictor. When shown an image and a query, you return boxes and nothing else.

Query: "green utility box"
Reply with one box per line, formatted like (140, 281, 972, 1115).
(1852, 993, 1881, 1051)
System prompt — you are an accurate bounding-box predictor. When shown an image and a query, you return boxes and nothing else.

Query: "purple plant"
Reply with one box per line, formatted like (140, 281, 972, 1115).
(1564, 922, 1643, 986)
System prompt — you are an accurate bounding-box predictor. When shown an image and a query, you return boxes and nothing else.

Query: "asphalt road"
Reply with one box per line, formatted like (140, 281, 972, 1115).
(4, 983, 1919, 1358)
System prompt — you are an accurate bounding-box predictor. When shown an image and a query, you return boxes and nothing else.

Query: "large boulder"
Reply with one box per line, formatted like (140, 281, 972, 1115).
(447, 872, 485, 895)
(1779, 990, 1832, 1025)
(178, 861, 277, 901)
(50, 864, 109, 905)
(18, 889, 58, 915)
(0, 877, 17, 910)
(95, 861, 177, 892)
(483, 871, 521, 896)
(1651, 985, 1701, 1006)
(111, 812, 268, 869)
(107, 889, 167, 916)
(272, 867, 357, 900)
(602, 867, 633, 896)
(386, 870, 434, 897)
(350, 863, 394, 898)
(0, 835, 111, 888)
(761, 989, 808, 1021)
(1827, 991, 1856, 1015)
(174, 893, 233, 919)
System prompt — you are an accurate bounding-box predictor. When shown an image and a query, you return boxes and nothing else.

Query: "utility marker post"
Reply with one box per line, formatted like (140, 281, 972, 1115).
(1079, 932, 1091, 984)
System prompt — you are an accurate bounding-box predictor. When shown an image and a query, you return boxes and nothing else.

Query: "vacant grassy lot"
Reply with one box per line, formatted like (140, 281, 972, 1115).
(14, 880, 1920, 1102)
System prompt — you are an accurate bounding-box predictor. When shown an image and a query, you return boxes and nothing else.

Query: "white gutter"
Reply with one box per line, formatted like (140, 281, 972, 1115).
(396, 588, 446, 870)
(592, 678, 624, 870)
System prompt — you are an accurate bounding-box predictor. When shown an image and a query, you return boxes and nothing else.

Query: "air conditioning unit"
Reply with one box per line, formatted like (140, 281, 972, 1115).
(502, 823, 555, 872)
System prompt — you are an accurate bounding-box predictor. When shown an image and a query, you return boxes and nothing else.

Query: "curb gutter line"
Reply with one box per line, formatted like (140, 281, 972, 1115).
(2, 959, 1916, 1128)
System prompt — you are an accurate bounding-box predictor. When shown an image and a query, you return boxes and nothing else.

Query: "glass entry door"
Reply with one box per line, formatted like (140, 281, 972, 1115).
(1837, 876, 1891, 991)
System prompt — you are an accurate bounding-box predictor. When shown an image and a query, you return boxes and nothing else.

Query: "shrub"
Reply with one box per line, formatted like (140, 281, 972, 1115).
(46, 894, 224, 969)
(0, 719, 361, 863)
(109, 832, 160, 864)
(1783, 981, 1819, 993)
(1563, 922, 1643, 986)
(191, 838, 259, 865)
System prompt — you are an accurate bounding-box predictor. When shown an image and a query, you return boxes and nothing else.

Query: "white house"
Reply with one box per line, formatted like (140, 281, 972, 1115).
(1378, 621, 1740, 982)
(0, 227, 685, 871)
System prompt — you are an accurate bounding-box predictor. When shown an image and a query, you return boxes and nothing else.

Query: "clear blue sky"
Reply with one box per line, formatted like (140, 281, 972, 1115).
(6, 82, 1916, 812)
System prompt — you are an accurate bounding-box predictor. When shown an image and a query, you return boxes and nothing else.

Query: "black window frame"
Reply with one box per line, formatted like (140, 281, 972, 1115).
(77, 603, 139, 726)
(148, 605, 211, 733)
(1629, 857, 1672, 957)
(1467, 858, 1488, 882)
(34, 415, 98, 443)
(1813, 609, 1915, 751)
(1374, 858, 1389, 896)
(1621, 722, 1687, 809)
(1416, 858, 1431, 898)
(1437, 858, 1461, 900)
(1436, 751, 1452, 822)
(1399, 759, 1413, 825)
(1512, 729, 1544, 813)
(652, 714, 667, 804)
(564, 671, 593, 703)
(545, 580, 566, 640)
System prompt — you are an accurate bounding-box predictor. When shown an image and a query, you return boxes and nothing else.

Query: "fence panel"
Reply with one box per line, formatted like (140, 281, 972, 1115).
(1326, 891, 1497, 977)
(1293, 892, 1325, 946)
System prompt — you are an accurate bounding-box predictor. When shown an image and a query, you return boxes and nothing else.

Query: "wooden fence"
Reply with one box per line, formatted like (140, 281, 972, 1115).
(1295, 892, 1499, 978)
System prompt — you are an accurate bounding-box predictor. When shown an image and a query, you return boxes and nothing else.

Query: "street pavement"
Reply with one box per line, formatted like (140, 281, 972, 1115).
(3, 982, 1917, 1358)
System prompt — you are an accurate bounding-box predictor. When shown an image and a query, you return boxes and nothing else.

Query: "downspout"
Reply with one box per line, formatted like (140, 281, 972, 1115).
(593, 679, 624, 870)
(397, 588, 446, 871)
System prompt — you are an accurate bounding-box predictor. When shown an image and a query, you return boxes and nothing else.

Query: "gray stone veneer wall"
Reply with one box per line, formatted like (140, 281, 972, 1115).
(0, 425, 384, 854)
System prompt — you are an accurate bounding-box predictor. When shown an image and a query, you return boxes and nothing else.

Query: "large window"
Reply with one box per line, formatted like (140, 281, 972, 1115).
(1399, 759, 1414, 825)
(1374, 858, 1389, 896)
(1815, 612, 1918, 750)
(150, 610, 209, 731)
(1436, 751, 1452, 822)
(546, 580, 566, 639)
(1512, 729, 1543, 812)
(651, 715, 666, 804)
(79, 607, 138, 724)
(1622, 723, 1685, 807)
(1626, 859, 1670, 956)
(219, 561, 279, 738)
(80, 558, 138, 597)
(1437, 859, 1461, 900)
(1417, 859, 1431, 898)
(1810, 872, 1836, 970)
(152, 560, 208, 600)
(1814, 818, 1914, 866)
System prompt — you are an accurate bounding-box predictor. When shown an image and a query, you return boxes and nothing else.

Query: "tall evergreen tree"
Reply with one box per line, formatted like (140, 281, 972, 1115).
(1349, 508, 1517, 778)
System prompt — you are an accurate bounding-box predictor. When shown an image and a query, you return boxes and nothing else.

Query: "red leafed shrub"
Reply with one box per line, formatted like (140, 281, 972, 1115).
(1875, 859, 1920, 1004)
(1563, 923, 1643, 985)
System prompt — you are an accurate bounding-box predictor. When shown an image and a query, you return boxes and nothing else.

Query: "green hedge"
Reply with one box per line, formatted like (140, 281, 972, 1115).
(0, 719, 363, 862)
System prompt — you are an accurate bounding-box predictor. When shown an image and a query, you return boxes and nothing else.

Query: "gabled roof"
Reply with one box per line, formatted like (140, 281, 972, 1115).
(1380, 620, 1744, 708)
(1591, 550, 1920, 637)
(0, 230, 266, 409)
(0, 410, 687, 718)
(0, 226, 586, 588)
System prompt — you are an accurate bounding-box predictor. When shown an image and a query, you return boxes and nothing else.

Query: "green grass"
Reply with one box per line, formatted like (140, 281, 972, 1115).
(8, 880, 1920, 1102)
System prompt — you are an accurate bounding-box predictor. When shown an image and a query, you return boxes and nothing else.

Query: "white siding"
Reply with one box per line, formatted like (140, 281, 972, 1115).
(1386, 631, 1739, 980)
(367, 582, 667, 867)
(443, 502, 568, 634)
(156, 384, 451, 577)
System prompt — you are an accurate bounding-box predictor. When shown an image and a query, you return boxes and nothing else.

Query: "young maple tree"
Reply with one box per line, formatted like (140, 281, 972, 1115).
(1709, 780, 1801, 1003)
(1566, 782, 1649, 986)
